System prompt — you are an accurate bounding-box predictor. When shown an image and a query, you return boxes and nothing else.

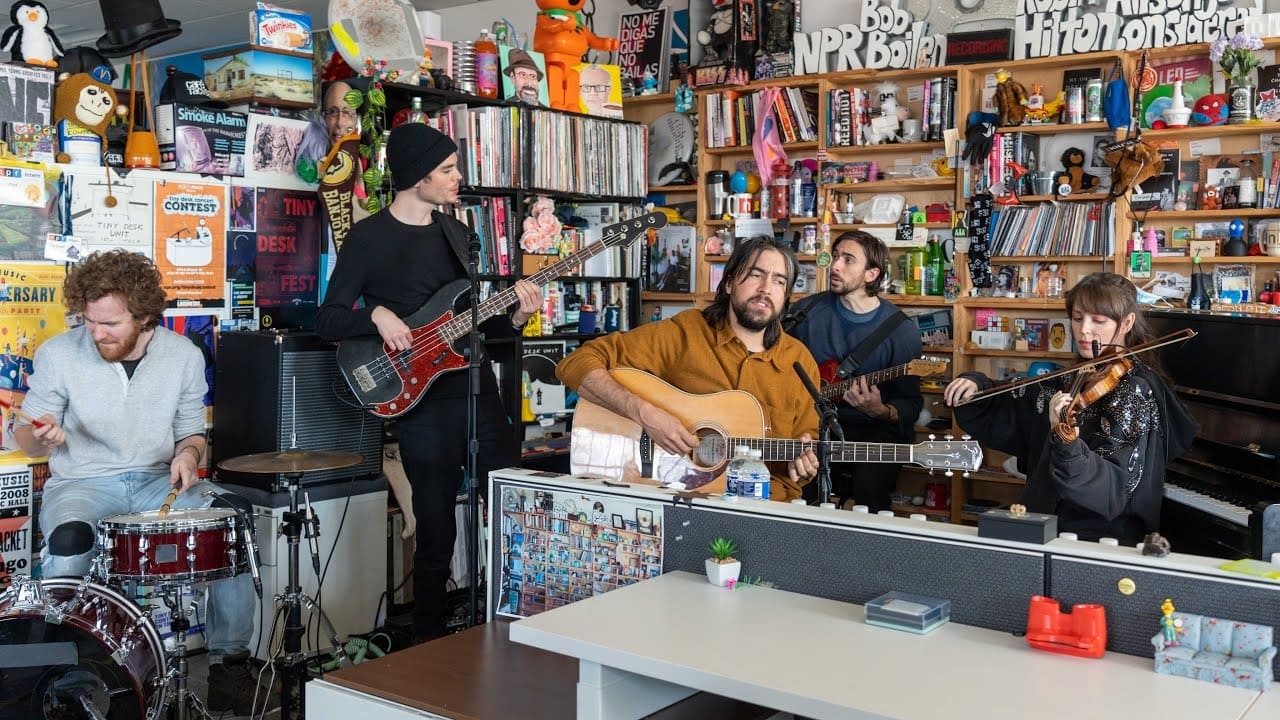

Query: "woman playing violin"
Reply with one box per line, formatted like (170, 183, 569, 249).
(943, 273, 1198, 544)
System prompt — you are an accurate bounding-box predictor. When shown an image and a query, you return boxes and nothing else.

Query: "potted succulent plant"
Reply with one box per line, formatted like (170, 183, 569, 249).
(705, 537, 742, 587)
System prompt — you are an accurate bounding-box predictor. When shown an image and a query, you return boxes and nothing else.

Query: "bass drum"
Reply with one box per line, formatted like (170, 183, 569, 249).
(0, 576, 165, 720)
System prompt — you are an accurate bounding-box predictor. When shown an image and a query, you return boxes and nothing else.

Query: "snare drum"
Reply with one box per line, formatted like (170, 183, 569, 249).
(0, 575, 165, 720)
(98, 508, 247, 584)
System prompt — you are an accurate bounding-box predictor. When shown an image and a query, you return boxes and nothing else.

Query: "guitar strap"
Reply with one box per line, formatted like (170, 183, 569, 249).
(833, 309, 909, 380)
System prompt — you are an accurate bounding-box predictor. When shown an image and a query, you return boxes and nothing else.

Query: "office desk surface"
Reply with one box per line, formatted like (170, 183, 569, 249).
(511, 571, 1265, 720)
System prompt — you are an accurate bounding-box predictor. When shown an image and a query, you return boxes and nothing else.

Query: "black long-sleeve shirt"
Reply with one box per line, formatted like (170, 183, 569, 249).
(316, 209, 514, 398)
(954, 364, 1197, 543)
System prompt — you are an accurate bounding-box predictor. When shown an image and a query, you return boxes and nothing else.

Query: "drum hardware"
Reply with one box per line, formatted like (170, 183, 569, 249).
(217, 448, 363, 720)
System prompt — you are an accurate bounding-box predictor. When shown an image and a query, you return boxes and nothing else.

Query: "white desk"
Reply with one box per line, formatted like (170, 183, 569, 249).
(510, 571, 1264, 720)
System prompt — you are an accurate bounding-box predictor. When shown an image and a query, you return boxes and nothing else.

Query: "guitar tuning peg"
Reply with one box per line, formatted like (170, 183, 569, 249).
(961, 434, 972, 441)
(945, 470, 954, 477)
(962, 471, 971, 478)
(928, 433, 936, 441)
(944, 434, 954, 441)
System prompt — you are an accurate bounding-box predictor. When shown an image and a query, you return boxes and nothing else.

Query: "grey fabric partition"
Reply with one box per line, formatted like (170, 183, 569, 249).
(1050, 556, 1280, 676)
(662, 504, 1045, 634)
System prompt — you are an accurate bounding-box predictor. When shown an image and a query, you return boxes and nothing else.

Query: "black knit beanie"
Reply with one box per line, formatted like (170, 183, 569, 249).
(387, 123, 459, 190)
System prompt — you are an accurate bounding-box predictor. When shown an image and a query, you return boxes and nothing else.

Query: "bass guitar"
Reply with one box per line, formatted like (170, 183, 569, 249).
(570, 369, 981, 493)
(338, 212, 667, 418)
(818, 355, 950, 402)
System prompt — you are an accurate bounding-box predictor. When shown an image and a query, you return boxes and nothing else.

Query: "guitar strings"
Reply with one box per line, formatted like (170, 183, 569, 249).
(354, 220, 656, 392)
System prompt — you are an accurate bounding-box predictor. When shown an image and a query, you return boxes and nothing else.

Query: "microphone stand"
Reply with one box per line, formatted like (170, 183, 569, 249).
(465, 232, 484, 629)
(793, 362, 843, 504)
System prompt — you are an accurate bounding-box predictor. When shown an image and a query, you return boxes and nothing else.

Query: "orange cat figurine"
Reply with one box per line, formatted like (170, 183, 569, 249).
(534, 0, 619, 111)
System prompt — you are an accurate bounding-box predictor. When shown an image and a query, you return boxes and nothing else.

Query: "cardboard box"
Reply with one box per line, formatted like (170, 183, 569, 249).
(250, 5, 313, 53)
(155, 103, 248, 176)
(202, 45, 315, 107)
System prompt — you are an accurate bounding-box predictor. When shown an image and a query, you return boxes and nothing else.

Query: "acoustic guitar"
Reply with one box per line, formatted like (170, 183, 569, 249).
(337, 212, 666, 418)
(570, 368, 982, 493)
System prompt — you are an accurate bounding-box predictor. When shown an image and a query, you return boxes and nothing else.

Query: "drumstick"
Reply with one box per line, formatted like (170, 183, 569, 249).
(0, 396, 47, 428)
(159, 488, 179, 518)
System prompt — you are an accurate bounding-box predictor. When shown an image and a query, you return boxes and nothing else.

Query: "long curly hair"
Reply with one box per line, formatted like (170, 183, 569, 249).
(64, 250, 167, 328)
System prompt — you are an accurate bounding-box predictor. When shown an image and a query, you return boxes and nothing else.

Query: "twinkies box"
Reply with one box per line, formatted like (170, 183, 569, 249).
(155, 103, 248, 176)
(250, 5, 312, 53)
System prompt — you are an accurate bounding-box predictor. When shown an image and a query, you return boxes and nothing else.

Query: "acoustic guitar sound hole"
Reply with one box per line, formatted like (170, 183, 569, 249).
(691, 430, 728, 468)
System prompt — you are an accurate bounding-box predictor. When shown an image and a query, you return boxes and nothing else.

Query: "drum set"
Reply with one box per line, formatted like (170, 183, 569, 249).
(0, 449, 362, 720)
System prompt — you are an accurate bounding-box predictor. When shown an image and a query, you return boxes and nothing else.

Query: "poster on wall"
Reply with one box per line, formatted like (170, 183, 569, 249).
(255, 187, 321, 330)
(161, 315, 217, 424)
(153, 179, 227, 309)
(497, 486, 663, 618)
(0, 466, 31, 518)
(62, 167, 159, 257)
(0, 513, 32, 589)
(0, 263, 71, 464)
(0, 168, 58, 261)
(241, 113, 325, 191)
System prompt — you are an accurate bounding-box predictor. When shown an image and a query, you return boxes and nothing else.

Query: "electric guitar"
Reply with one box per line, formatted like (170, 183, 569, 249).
(337, 212, 667, 418)
(570, 369, 981, 493)
(817, 356, 950, 402)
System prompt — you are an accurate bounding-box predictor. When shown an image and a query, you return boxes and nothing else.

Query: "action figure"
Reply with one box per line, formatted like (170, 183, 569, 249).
(1159, 598, 1183, 647)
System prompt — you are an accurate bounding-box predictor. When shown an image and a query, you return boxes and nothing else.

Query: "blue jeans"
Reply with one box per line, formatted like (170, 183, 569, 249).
(39, 471, 255, 658)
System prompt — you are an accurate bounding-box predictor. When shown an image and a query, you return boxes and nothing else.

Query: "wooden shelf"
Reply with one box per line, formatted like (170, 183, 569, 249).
(1135, 208, 1280, 220)
(649, 183, 697, 193)
(824, 140, 945, 155)
(962, 296, 1067, 308)
(1142, 123, 1278, 140)
(830, 222, 952, 231)
(706, 141, 818, 155)
(622, 91, 677, 109)
(962, 469, 1028, 486)
(891, 503, 950, 519)
(641, 291, 697, 301)
(821, 177, 956, 192)
(881, 294, 952, 307)
(1151, 255, 1280, 264)
(988, 255, 1107, 262)
(961, 344, 1076, 360)
(995, 121, 1112, 135)
(1016, 193, 1110, 202)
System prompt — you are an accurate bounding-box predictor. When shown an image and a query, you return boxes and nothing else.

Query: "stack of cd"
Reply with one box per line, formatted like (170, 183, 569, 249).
(453, 40, 476, 94)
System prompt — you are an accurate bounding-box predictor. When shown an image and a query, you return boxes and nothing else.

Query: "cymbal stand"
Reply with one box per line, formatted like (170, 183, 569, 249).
(273, 471, 346, 719)
(154, 584, 209, 720)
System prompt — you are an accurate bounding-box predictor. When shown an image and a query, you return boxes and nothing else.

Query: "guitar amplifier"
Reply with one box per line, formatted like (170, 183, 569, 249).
(212, 330, 382, 490)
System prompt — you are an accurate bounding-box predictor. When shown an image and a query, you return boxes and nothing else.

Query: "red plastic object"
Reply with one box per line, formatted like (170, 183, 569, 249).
(1025, 595, 1107, 658)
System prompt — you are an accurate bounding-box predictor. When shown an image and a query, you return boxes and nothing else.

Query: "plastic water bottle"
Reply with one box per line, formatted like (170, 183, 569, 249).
(724, 445, 752, 498)
(747, 449, 771, 500)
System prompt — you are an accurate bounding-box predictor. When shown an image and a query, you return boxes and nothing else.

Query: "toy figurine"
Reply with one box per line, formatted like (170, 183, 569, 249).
(1022, 84, 1066, 124)
(640, 69, 659, 95)
(1053, 147, 1099, 195)
(994, 68, 1029, 126)
(1159, 598, 1183, 647)
(2, 1, 63, 66)
(674, 82, 694, 112)
(534, 0, 619, 111)
(696, 0, 735, 64)
(1142, 532, 1172, 557)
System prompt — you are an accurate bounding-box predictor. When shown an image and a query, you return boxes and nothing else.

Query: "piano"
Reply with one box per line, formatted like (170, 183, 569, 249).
(1146, 309, 1280, 561)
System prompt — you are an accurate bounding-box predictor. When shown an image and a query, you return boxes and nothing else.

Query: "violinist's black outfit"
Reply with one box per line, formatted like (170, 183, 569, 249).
(954, 363, 1197, 544)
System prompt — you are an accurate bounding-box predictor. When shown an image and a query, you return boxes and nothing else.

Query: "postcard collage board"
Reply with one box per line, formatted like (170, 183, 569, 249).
(497, 486, 663, 618)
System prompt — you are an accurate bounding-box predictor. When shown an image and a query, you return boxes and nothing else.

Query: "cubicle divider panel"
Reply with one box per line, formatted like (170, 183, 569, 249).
(662, 504, 1045, 635)
(1050, 556, 1280, 674)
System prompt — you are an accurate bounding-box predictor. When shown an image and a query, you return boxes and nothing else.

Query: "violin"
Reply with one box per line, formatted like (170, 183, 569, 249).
(952, 328, 1195, 408)
(1053, 349, 1134, 443)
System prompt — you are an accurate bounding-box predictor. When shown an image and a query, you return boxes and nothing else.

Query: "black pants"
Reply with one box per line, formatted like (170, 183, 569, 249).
(804, 423, 903, 512)
(395, 391, 516, 640)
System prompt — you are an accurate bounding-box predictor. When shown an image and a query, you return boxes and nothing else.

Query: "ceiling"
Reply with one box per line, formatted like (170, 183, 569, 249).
(40, 0, 478, 60)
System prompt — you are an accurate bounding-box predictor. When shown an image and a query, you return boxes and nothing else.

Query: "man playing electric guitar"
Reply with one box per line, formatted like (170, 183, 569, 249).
(316, 124, 542, 643)
(786, 230, 924, 511)
(558, 236, 822, 501)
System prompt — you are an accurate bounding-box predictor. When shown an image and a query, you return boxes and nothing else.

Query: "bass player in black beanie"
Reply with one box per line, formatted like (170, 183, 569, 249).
(317, 123, 542, 643)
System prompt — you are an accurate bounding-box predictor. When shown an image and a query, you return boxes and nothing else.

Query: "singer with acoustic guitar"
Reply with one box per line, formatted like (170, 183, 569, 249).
(316, 123, 542, 644)
(557, 236, 822, 501)
(942, 272, 1198, 544)
(15, 250, 270, 715)
(786, 230, 925, 511)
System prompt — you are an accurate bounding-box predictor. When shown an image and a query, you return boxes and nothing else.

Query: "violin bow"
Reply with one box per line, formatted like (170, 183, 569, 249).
(955, 328, 1196, 407)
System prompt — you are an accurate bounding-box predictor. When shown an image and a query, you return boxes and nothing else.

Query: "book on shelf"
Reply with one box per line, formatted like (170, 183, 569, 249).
(1030, 262, 1061, 298)
(1047, 317, 1073, 354)
(1131, 145, 1179, 212)
(1256, 64, 1280, 123)
(1018, 318, 1049, 351)
(523, 340, 569, 415)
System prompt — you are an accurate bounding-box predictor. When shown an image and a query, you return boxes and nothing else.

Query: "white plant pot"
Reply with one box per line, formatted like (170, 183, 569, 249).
(705, 558, 742, 587)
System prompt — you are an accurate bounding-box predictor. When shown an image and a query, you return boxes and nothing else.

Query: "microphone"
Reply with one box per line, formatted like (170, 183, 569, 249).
(242, 523, 263, 598)
(304, 492, 321, 576)
(1092, 339, 1101, 358)
(793, 361, 824, 406)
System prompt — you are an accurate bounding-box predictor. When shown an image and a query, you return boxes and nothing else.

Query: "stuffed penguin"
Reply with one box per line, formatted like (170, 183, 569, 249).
(54, 72, 117, 162)
(1, 1, 62, 66)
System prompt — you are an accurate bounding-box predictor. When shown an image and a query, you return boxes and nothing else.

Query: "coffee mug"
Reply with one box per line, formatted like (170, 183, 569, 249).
(578, 306, 597, 334)
(901, 118, 922, 142)
(1265, 227, 1280, 257)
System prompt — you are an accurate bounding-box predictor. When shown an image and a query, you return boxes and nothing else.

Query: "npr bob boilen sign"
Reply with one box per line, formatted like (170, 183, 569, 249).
(793, 0, 946, 74)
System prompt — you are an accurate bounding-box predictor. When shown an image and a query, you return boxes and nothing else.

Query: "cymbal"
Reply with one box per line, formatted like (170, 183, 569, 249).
(218, 450, 365, 474)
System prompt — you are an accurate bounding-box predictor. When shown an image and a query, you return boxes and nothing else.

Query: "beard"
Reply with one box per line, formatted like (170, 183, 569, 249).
(828, 272, 860, 296)
(731, 293, 780, 331)
(518, 85, 540, 103)
(95, 323, 144, 363)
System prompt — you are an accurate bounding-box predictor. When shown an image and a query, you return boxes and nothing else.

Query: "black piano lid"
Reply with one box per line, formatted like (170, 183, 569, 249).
(1144, 309, 1280, 410)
